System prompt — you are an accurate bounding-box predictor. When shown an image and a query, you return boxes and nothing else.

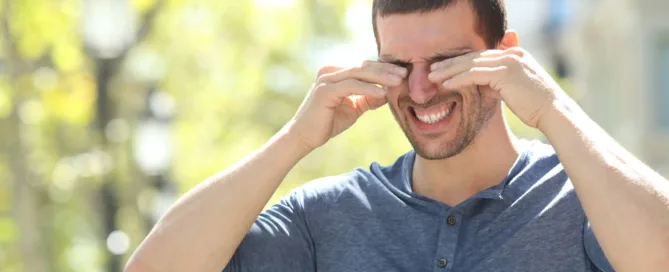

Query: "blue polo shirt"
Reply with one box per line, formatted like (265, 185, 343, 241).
(224, 140, 615, 271)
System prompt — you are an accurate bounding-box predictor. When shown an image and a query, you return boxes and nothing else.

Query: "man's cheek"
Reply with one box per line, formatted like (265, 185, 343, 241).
(477, 85, 502, 101)
(458, 86, 481, 106)
(385, 93, 401, 111)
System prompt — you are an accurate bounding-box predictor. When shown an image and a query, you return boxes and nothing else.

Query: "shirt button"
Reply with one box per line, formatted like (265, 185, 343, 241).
(437, 258, 448, 268)
(447, 215, 457, 226)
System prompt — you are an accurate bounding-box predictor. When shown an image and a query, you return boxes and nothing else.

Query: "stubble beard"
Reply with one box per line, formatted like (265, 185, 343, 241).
(391, 88, 497, 160)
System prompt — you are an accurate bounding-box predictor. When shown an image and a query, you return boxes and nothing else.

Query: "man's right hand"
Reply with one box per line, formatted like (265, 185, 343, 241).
(286, 61, 408, 150)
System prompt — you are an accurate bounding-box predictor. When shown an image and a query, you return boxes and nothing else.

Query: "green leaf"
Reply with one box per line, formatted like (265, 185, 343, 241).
(0, 218, 18, 243)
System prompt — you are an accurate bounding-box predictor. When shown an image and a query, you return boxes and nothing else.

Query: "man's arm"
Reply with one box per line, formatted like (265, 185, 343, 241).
(125, 130, 311, 272)
(124, 63, 407, 272)
(428, 38, 669, 270)
(538, 102, 669, 272)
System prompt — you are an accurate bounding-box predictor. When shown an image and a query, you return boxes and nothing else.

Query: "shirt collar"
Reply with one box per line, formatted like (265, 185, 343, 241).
(400, 140, 535, 202)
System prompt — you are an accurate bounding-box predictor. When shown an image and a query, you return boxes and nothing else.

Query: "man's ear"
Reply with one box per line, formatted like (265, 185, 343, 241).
(498, 30, 519, 50)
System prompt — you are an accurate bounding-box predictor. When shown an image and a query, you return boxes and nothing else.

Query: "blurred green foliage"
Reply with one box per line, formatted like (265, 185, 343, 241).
(0, 0, 541, 271)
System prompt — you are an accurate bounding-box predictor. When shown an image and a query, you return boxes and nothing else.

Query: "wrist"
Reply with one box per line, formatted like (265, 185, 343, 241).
(536, 98, 581, 136)
(274, 123, 317, 158)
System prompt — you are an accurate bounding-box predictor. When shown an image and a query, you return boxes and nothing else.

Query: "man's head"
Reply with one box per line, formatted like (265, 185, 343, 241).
(373, 0, 515, 160)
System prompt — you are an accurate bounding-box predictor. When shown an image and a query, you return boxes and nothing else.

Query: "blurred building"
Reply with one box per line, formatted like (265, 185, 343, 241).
(506, 0, 570, 73)
(568, 0, 669, 177)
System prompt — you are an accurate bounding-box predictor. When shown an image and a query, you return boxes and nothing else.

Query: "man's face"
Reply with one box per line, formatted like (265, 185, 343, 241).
(376, 1, 498, 160)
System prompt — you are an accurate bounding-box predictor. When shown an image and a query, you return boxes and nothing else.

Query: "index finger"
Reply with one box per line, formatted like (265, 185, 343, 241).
(320, 61, 408, 87)
(430, 50, 504, 71)
(428, 50, 506, 84)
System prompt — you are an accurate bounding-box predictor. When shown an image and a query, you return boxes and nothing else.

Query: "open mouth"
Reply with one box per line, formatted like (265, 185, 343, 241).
(409, 102, 457, 125)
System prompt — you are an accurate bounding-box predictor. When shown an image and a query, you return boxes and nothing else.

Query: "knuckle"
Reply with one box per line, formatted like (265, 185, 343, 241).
(316, 73, 332, 84)
(317, 66, 334, 77)
(313, 82, 329, 93)
(502, 54, 522, 65)
(506, 47, 525, 57)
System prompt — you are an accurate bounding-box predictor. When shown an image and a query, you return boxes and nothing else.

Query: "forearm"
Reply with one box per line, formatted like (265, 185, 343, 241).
(539, 101, 669, 271)
(126, 127, 313, 272)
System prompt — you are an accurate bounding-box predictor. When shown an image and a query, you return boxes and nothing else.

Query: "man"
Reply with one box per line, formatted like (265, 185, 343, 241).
(126, 0, 669, 271)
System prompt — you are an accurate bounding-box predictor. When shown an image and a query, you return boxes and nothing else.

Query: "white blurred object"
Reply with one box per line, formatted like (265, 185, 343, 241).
(133, 119, 172, 175)
(106, 230, 130, 255)
(149, 92, 176, 121)
(133, 92, 174, 175)
(83, 0, 136, 59)
(125, 46, 166, 83)
(308, 0, 376, 70)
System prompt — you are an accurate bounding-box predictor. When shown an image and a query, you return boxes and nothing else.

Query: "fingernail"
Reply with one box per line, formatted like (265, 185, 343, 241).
(431, 62, 440, 70)
(442, 80, 450, 88)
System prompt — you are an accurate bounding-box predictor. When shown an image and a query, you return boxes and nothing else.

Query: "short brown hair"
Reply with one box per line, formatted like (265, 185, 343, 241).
(372, 0, 507, 49)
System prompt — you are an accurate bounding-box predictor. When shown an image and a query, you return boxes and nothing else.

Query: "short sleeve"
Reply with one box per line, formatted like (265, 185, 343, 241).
(583, 221, 615, 272)
(223, 190, 315, 272)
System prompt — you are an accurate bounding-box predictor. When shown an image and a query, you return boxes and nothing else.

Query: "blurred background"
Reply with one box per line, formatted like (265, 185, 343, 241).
(0, 0, 667, 271)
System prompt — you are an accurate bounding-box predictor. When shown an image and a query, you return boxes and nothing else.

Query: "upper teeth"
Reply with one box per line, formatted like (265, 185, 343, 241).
(417, 109, 451, 124)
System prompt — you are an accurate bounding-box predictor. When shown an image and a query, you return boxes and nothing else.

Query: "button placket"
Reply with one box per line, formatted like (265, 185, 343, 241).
(434, 211, 461, 271)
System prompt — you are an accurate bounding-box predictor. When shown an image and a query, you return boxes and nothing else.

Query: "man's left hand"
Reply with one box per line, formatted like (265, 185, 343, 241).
(428, 47, 569, 129)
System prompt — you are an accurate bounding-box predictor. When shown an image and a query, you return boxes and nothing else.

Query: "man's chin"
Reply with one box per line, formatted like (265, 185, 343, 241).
(415, 148, 453, 161)
(408, 124, 480, 160)
(411, 138, 460, 160)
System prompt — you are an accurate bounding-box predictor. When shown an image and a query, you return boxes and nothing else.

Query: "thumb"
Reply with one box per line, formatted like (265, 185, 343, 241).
(365, 95, 388, 110)
(349, 95, 387, 116)
(317, 66, 345, 78)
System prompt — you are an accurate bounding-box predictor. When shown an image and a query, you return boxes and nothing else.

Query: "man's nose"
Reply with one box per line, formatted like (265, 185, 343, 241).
(407, 63, 439, 104)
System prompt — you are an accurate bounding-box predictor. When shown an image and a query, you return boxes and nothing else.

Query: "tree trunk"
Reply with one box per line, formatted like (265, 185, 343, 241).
(7, 113, 50, 272)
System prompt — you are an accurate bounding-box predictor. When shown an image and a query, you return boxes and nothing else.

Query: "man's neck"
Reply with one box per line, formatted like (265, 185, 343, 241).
(412, 112, 521, 207)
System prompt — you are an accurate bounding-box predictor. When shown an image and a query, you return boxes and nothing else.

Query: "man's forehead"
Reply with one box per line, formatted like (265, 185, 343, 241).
(374, 1, 482, 62)
(377, 25, 477, 63)
(377, 26, 474, 55)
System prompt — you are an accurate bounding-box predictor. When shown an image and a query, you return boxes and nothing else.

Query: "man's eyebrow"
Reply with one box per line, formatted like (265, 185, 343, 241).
(377, 55, 413, 67)
(378, 47, 473, 65)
